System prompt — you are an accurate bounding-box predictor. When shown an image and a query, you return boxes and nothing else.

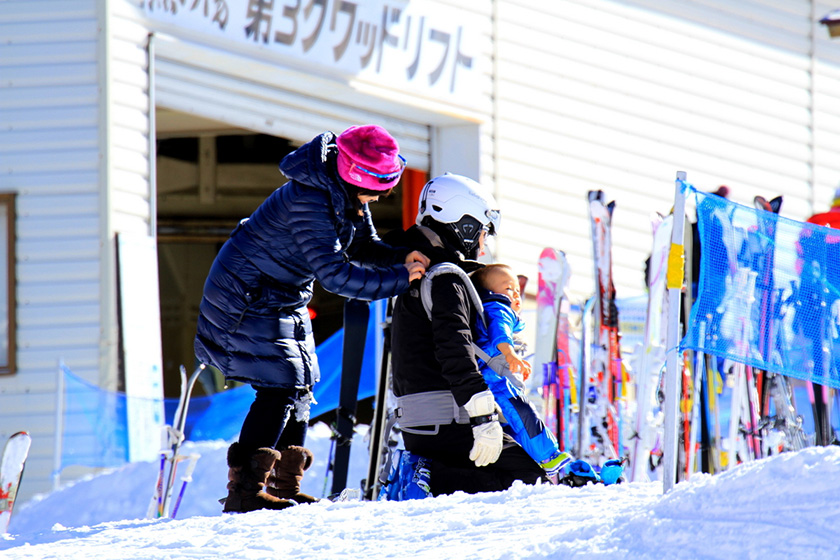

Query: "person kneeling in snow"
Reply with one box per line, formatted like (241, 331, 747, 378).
(388, 173, 548, 496)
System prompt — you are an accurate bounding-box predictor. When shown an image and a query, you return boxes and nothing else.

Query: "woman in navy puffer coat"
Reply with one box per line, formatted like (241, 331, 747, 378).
(195, 126, 428, 512)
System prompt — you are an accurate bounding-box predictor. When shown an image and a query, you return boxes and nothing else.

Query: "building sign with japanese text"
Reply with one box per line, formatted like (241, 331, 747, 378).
(142, 0, 485, 107)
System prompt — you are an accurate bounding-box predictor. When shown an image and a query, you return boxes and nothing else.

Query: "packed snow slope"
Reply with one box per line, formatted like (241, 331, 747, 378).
(2, 422, 839, 559)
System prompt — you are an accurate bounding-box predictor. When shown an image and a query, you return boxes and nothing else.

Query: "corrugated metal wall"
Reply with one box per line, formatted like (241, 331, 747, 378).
(0, 0, 106, 500)
(111, 2, 155, 234)
(493, 0, 840, 303)
(2, 0, 840, 504)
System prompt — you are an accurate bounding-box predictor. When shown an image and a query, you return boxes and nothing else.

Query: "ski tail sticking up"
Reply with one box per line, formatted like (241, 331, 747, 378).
(329, 299, 370, 497)
(1, 431, 32, 534)
(586, 190, 623, 465)
(149, 364, 204, 519)
(630, 213, 672, 482)
(364, 298, 395, 501)
(535, 248, 575, 452)
(752, 195, 807, 455)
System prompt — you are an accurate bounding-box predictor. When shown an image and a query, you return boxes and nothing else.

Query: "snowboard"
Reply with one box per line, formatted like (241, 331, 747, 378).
(1, 431, 32, 534)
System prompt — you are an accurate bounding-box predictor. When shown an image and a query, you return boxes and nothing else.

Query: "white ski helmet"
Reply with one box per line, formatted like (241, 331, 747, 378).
(415, 173, 500, 258)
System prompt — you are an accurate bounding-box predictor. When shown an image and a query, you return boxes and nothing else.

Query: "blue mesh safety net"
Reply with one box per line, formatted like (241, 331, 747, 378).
(682, 184, 840, 390)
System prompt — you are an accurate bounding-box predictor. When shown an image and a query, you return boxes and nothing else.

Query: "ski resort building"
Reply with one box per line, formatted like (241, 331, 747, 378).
(1, 0, 840, 503)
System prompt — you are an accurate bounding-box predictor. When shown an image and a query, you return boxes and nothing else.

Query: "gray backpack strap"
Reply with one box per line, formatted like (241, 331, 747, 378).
(419, 263, 485, 327)
(485, 354, 526, 391)
(472, 343, 493, 364)
(419, 263, 506, 376)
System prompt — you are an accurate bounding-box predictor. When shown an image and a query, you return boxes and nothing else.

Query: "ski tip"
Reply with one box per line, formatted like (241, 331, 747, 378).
(754, 195, 783, 214)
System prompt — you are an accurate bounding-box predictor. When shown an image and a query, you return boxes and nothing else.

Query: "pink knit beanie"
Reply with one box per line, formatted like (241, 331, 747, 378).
(336, 125, 405, 191)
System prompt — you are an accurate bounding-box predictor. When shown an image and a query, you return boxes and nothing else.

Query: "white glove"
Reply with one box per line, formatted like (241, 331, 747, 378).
(463, 390, 503, 467)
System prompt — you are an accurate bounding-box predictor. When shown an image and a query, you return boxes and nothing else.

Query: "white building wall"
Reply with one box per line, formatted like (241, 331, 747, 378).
(3, 0, 840, 505)
(110, 5, 155, 235)
(812, 1, 840, 207)
(0, 0, 108, 501)
(493, 0, 840, 303)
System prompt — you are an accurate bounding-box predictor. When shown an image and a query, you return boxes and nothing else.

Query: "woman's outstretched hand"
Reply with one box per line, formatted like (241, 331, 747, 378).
(405, 250, 430, 268)
(404, 261, 426, 282)
(403, 251, 430, 282)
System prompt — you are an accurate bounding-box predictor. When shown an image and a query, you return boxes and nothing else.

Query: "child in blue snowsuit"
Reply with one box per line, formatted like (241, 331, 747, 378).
(470, 264, 571, 477)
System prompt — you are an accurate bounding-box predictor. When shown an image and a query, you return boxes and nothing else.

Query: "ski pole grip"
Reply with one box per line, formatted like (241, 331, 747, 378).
(666, 243, 684, 290)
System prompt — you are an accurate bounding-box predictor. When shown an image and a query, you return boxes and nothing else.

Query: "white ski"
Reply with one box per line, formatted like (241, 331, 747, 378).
(630, 213, 672, 482)
(1, 431, 32, 534)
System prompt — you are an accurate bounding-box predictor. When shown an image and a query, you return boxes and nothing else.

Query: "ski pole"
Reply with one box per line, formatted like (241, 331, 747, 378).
(171, 453, 200, 519)
(162, 364, 204, 517)
(322, 436, 336, 499)
(148, 452, 166, 519)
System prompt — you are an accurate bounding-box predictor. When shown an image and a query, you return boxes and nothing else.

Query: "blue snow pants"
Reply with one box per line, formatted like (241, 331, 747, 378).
(481, 368, 560, 467)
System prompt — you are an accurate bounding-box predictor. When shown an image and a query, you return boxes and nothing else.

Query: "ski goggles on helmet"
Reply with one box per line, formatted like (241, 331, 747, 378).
(351, 154, 407, 184)
(484, 208, 500, 235)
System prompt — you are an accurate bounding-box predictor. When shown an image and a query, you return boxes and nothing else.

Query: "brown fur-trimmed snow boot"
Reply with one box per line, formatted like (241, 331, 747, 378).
(222, 442, 296, 513)
(268, 445, 319, 504)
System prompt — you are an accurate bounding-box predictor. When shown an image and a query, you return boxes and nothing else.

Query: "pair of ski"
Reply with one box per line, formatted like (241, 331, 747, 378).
(750, 195, 807, 456)
(323, 297, 400, 502)
(536, 248, 575, 455)
(712, 194, 808, 469)
(585, 191, 624, 465)
(148, 364, 204, 519)
(536, 191, 625, 471)
(1, 431, 31, 534)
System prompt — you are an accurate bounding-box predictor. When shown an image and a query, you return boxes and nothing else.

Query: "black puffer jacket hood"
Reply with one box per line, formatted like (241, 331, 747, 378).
(280, 132, 343, 200)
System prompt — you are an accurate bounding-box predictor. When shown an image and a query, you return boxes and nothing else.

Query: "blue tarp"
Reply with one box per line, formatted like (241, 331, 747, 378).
(60, 364, 130, 468)
(184, 300, 384, 441)
(61, 300, 385, 469)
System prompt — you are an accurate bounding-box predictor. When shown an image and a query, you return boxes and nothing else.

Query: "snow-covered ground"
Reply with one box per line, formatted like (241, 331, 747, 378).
(3, 422, 840, 559)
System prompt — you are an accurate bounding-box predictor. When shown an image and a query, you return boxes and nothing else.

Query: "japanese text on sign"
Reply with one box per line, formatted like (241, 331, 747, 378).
(143, 0, 480, 97)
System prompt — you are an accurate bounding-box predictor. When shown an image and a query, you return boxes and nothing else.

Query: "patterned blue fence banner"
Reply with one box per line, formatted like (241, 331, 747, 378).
(61, 365, 131, 469)
(60, 300, 385, 469)
(681, 183, 840, 390)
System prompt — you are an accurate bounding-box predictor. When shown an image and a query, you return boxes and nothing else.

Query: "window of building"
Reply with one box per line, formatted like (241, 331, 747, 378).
(0, 193, 16, 375)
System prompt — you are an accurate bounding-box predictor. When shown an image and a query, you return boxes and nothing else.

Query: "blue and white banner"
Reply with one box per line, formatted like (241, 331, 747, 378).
(681, 184, 840, 390)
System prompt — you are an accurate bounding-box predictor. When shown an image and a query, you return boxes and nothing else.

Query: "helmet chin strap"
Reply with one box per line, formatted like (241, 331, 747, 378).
(452, 215, 483, 259)
(420, 218, 479, 260)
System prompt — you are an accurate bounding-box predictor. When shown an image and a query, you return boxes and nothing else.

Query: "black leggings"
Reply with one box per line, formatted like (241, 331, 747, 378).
(237, 386, 308, 453)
